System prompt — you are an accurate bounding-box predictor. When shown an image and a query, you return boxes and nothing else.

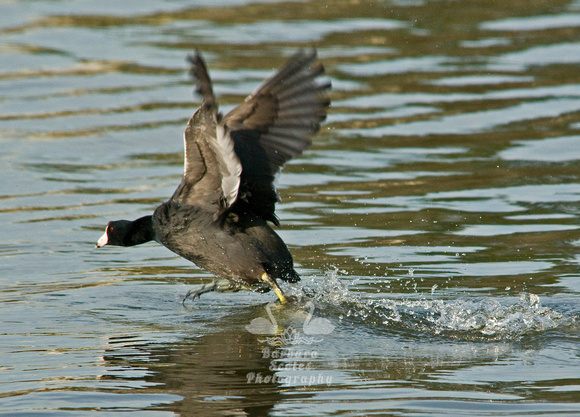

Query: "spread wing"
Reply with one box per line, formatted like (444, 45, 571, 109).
(222, 49, 331, 224)
(169, 51, 241, 219)
(170, 49, 330, 224)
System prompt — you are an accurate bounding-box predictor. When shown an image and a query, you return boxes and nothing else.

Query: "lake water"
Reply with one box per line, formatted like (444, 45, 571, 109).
(1, 0, 580, 416)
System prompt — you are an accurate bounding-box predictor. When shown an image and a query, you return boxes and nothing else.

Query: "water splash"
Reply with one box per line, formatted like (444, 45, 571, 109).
(291, 269, 572, 341)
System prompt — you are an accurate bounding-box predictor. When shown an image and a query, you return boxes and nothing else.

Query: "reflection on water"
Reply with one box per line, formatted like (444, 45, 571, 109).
(1, 0, 580, 415)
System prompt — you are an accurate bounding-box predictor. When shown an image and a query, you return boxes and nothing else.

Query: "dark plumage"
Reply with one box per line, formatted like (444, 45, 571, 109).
(96, 49, 330, 304)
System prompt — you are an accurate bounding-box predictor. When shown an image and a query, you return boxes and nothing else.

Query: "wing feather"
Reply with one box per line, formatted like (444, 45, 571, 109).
(170, 51, 241, 220)
(169, 49, 330, 224)
(222, 49, 331, 223)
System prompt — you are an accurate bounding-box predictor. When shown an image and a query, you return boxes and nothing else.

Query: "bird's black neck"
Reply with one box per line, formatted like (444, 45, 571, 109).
(119, 215, 155, 246)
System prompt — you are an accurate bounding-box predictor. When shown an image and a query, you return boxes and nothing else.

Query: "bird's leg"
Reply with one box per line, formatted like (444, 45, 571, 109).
(182, 281, 216, 304)
(182, 279, 238, 304)
(259, 273, 288, 304)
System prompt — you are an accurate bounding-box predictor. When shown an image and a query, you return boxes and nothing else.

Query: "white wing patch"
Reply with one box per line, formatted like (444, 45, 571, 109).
(215, 124, 242, 207)
(183, 131, 190, 176)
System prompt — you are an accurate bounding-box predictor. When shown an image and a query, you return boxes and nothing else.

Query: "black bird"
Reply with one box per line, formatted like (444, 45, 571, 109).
(96, 49, 330, 304)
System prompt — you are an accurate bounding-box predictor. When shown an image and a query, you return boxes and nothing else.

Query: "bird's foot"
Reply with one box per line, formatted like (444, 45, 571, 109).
(182, 279, 239, 304)
(259, 273, 288, 305)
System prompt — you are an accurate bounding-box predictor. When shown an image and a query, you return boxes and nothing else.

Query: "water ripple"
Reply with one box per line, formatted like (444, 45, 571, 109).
(299, 270, 573, 342)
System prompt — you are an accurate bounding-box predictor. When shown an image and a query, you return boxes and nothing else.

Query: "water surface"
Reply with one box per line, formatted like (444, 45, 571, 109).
(1, 0, 579, 416)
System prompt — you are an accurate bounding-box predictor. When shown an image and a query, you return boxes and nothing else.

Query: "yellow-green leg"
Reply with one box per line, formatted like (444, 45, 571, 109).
(182, 279, 239, 304)
(260, 273, 288, 304)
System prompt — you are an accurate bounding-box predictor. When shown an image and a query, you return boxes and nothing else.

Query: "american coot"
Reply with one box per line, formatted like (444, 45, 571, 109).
(96, 49, 330, 304)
